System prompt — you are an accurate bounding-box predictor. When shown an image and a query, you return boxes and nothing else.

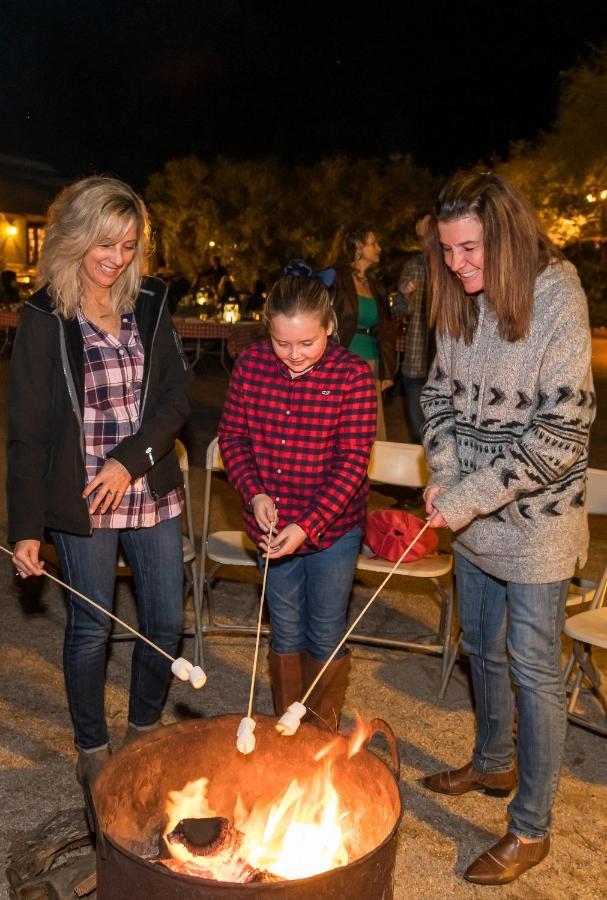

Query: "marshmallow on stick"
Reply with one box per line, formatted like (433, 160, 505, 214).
(236, 717, 256, 754)
(236, 519, 275, 754)
(275, 517, 437, 737)
(276, 702, 307, 736)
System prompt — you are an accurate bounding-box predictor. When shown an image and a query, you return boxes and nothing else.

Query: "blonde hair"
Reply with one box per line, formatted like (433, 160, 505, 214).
(37, 175, 150, 318)
(427, 171, 561, 344)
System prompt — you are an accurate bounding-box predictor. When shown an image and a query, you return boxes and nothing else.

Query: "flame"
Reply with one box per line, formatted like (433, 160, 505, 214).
(163, 761, 352, 882)
(234, 761, 349, 880)
(162, 718, 374, 883)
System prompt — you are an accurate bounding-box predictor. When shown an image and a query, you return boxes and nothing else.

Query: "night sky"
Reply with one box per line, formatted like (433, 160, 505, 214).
(2, 0, 607, 188)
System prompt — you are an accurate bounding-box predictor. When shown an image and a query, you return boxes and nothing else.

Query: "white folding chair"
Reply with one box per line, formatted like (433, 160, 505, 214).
(350, 441, 457, 698)
(197, 437, 263, 638)
(563, 467, 607, 735)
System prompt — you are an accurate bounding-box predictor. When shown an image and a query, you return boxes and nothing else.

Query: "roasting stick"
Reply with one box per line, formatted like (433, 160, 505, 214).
(237, 520, 275, 755)
(276, 514, 438, 735)
(0, 544, 206, 689)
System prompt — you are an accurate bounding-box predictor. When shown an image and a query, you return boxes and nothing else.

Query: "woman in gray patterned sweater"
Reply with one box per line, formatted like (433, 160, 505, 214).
(421, 172, 595, 886)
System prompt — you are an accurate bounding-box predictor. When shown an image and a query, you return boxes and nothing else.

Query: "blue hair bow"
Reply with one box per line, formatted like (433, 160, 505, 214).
(282, 259, 336, 289)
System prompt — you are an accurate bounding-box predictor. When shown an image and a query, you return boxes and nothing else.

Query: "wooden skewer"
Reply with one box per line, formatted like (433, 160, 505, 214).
(0, 544, 176, 664)
(300, 514, 438, 706)
(247, 520, 274, 720)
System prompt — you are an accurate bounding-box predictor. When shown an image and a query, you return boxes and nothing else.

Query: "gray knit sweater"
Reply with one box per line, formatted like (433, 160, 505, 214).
(420, 260, 595, 583)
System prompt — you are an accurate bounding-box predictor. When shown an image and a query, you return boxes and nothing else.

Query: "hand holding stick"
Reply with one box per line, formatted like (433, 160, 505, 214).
(276, 513, 439, 736)
(0, 544, 206, 690)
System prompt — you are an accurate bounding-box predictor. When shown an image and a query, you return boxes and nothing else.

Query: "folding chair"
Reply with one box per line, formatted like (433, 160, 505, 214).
(39, 439, 203, 665)
(563, 466, 607, 735)
(197, 437, 262, 637)
(349, 440, 457, 698)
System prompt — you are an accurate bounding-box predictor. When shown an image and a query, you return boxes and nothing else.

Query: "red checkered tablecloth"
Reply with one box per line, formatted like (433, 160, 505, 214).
(174, 319, 232, 340)
(0, 308, 20, 329)
(174, 318, 265, 358)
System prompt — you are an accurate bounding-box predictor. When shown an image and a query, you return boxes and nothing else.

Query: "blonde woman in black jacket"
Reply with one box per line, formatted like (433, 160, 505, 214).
(7, 176, 192, 788)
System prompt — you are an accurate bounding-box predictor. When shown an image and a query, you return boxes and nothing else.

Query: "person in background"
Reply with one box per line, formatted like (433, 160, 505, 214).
(245, 278, 267, 317)
(421, 171, 595, 885)
(218, 272, 376, 729)
(391, 211, 433, 443)
(0, 269, 20, 304)
(7, 176, 192, 788)
(327, 223, 396, 440)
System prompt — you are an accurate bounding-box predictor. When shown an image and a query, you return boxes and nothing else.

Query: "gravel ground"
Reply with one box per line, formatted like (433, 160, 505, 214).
(1, 347, 606, 899)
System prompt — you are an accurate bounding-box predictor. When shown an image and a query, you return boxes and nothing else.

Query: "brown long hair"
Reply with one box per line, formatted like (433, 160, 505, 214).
(426, 171, 561, 344)
(328, 222, 376, 266)
(262, 275, 337, 333)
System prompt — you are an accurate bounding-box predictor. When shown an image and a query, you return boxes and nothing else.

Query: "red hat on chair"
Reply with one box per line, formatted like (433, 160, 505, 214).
(364, 510, 438, 562)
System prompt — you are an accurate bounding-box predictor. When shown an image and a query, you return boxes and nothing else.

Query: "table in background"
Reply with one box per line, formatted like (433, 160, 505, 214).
(174, 318, 265, 371)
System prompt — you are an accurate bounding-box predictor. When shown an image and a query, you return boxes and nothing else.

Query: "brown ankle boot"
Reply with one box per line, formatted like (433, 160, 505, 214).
(304, 649, 351, 731)
(268, 648, 306, 715)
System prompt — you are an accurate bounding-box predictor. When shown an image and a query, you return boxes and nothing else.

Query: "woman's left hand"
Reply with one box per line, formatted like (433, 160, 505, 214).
(83, 458, 132, 514)
(381, 379, 394, 392)
(259, 523, 307, 559)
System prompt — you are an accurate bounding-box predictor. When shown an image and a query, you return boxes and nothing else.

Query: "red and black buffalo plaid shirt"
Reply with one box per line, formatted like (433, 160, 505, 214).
(218, 338, 377, 553)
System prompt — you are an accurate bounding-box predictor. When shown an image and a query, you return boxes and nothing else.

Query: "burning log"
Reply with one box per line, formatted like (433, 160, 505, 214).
(161, 816, 282, 884)
(166, 817, 238, 858)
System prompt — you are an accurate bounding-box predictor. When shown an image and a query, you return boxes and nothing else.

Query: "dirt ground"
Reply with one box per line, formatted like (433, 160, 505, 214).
(1, 345, 606, 899)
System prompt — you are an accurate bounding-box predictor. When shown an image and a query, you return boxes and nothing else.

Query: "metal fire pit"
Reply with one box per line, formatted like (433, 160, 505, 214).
(92, 715, 402, 899)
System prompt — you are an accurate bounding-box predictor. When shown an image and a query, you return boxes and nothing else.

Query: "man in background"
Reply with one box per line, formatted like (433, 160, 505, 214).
(392, 212, 433, 443)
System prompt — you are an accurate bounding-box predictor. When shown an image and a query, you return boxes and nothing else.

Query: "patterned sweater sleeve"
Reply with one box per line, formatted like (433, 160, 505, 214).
(421, 337, 462, 490)
(436, 290, 595, 532)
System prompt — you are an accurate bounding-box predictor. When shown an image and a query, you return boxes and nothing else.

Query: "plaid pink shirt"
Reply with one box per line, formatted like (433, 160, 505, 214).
(79, 308, 182, 529)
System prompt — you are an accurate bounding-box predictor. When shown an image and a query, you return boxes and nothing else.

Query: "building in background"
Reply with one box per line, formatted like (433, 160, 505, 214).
(0, 155, 65, 290)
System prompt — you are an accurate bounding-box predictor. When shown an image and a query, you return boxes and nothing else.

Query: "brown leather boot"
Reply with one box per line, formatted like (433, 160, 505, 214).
(464, 832, 550, 885)
(268, 648, 306, 715)
(424, 760, 516, 797)
(304, 650, 351, 731)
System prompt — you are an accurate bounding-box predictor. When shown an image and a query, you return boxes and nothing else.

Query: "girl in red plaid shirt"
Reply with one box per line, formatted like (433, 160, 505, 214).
(219, 273, 376, 728)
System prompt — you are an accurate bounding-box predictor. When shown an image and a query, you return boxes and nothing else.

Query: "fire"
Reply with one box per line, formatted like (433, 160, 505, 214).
(162, 719, 373, 883)
(234, 761, 349, 880)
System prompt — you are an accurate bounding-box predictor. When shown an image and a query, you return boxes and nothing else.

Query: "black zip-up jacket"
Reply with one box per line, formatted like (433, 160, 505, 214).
(7, 276, 192, 543)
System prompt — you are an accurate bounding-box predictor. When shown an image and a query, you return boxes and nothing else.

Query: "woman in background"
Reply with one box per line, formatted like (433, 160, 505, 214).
(328, 223, 396, 440)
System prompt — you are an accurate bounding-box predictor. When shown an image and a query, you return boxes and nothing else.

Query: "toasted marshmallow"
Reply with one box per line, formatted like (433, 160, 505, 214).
(236, 716, 257, 754)
(275, 702, 306, 736)
(189, 666, 207, 689)
(171, 657, 193, 681)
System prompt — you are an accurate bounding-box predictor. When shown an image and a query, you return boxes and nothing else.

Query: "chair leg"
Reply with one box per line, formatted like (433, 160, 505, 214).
(437, 574, 460, 699)
(568, 642, 589, 714)
(189, 560, 205, 669)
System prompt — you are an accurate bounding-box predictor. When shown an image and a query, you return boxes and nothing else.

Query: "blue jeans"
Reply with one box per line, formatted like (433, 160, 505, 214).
(52, 516, 184, 751)
(455, 552, 569, 839)
(260, 527, 363, 660)
(402, 375, 426, 444)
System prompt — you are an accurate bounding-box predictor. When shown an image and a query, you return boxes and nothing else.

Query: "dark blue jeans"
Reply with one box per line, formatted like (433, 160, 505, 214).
(260, 527, 363, 661)
(402, 374, 426, 444)
(455, 552, 569, 839)
(52, 516, 183, 750)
